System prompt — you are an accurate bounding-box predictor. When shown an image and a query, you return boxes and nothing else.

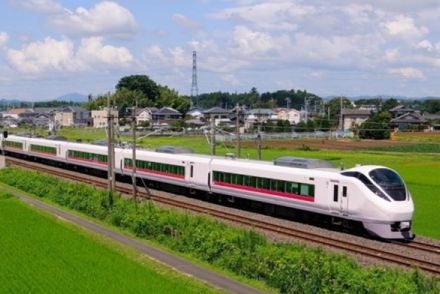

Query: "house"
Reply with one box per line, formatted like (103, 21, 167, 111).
(389, 105, 428, 130)
(187, 107, 204, 120)
(91, 108, 119, 128)
(152, 107, 182, 122)
(202, 107, 231, 126)
(275, 108, 301, 125)
(135, 107, 158, 125)
(243, 108, 278, 130)
(3, 108, 29, 119)
(341, 109, 371, 131)
(54, 106, 90, 127)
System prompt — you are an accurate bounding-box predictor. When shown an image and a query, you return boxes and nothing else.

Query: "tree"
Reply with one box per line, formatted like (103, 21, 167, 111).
(382, 98, 399, 112)
(325, 96, 353, 122)
(359, 111, 391, 140)
(116, 75, 160, 102)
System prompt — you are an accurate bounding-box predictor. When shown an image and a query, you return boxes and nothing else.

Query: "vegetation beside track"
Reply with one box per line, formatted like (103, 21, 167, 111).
(0, 190, 220, 294)
(0, 168, 438, 294)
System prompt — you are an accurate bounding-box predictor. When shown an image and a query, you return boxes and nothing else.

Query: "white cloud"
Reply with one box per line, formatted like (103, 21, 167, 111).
(384, 48, 400, 62)
(222, 74, 241, 86)
(229, 26, 292, 57)
(7, 37, 78, 74)
(0, 32, 8, 47)
(6, 36, 133, 75)
(76, 37, 133, 68)
(388, 67, 425, 79)
(416, 40, 433, 51)
(17, 0, 64, 14)
(210, 1, 314, 31)
(383, 15, 428, 40)
(172, 13, 200, 30)
(49, 1, 137, 37)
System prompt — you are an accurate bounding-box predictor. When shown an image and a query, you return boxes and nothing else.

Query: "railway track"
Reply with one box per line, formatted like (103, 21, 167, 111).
(5, 157, 440, 276)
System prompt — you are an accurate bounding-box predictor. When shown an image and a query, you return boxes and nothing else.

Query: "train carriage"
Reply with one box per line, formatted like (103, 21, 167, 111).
(0, 134, 415, 240)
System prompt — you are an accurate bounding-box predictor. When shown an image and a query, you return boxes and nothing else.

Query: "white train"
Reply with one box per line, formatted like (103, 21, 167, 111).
(1, 134, 414, 240)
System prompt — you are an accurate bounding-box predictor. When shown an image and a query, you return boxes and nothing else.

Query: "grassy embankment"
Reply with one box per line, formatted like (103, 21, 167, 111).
(0, 169, 438, 294)
(0, 191, 220, 294)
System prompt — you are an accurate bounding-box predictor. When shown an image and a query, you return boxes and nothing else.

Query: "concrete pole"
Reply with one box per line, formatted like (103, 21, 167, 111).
(107, 93, 114, 206)
(257, 124, 262, 160)
(236, 104, 241, 158)
(131, 104, 137, 204)
(210, 114, 216, 156)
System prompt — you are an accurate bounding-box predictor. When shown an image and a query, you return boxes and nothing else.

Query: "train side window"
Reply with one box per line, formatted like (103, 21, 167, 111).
(243, 176, 250, 186)
(249, 176, 256, 188)
(343, 186, 347, 197)
(333, 185, 339, 202)
(190, 165, 194, 178)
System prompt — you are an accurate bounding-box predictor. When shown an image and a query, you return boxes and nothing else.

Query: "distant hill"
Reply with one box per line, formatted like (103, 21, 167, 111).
(56, 93, 88, 103)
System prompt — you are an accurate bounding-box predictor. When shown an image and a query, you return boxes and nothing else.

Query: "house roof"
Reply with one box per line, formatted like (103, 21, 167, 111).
(423, 113, 440, 121)
(389, 105, 415, 113)
(203, 107, 230, 115)
(135, 107, 158, 116)
(391, 112, 428, 123)
(7, 108, 29, 115)
(248, 108, 276, 115)
(341, 109, 371, 116)
(154, 107, 181, 114)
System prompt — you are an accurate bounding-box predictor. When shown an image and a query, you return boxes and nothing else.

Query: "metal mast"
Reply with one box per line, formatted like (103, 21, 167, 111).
(191, 51, 199, 106)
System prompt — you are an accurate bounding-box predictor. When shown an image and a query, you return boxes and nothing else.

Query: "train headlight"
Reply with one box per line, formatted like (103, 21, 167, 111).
(400, 221, 411, 231)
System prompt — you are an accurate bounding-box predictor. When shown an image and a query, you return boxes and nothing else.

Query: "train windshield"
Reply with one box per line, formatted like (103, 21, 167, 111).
(369, 168, 407, 201)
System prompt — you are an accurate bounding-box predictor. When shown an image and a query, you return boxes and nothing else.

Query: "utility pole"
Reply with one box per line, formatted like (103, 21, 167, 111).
(131, 103, 138, 204)
(339, 96, 343, 132)
(257, 124, 262, 160)
(210, 114, 216, 155)
(235, 103, 241, 158)
(107, 92, 115, 206)
(304, 96, 308, 123)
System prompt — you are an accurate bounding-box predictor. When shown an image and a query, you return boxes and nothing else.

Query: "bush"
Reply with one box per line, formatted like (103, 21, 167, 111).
(0, 167, 438, 294)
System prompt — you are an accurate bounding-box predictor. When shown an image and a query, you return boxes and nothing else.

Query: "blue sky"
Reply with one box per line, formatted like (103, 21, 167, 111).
(1, 0, 440, 100)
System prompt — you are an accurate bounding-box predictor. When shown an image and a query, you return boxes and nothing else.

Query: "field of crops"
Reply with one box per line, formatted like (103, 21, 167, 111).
(0, 192, 219, 294)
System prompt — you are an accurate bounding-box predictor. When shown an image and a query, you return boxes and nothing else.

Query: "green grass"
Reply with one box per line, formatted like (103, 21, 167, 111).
(0, 192, 221, 294)
(364, 143, 440, 153)
(395, 132, 440, 143)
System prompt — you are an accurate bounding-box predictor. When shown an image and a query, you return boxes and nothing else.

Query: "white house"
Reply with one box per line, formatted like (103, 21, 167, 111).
(276, 108, 301, 125)
(136, 107, 158, 125)
(91, 108, 119, 128)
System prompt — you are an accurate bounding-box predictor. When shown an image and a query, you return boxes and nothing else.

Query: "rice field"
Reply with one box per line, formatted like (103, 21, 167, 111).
(0, 192, 221, 294)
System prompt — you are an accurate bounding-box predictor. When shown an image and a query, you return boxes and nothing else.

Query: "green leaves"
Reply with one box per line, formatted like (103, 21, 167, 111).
(0, 167, 438, 294)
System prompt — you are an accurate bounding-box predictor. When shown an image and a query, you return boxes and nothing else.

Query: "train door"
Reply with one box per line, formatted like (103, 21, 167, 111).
(329, 181, 340, 214)
(340, 185, 348, 216)
(189, 161, 195, 187)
